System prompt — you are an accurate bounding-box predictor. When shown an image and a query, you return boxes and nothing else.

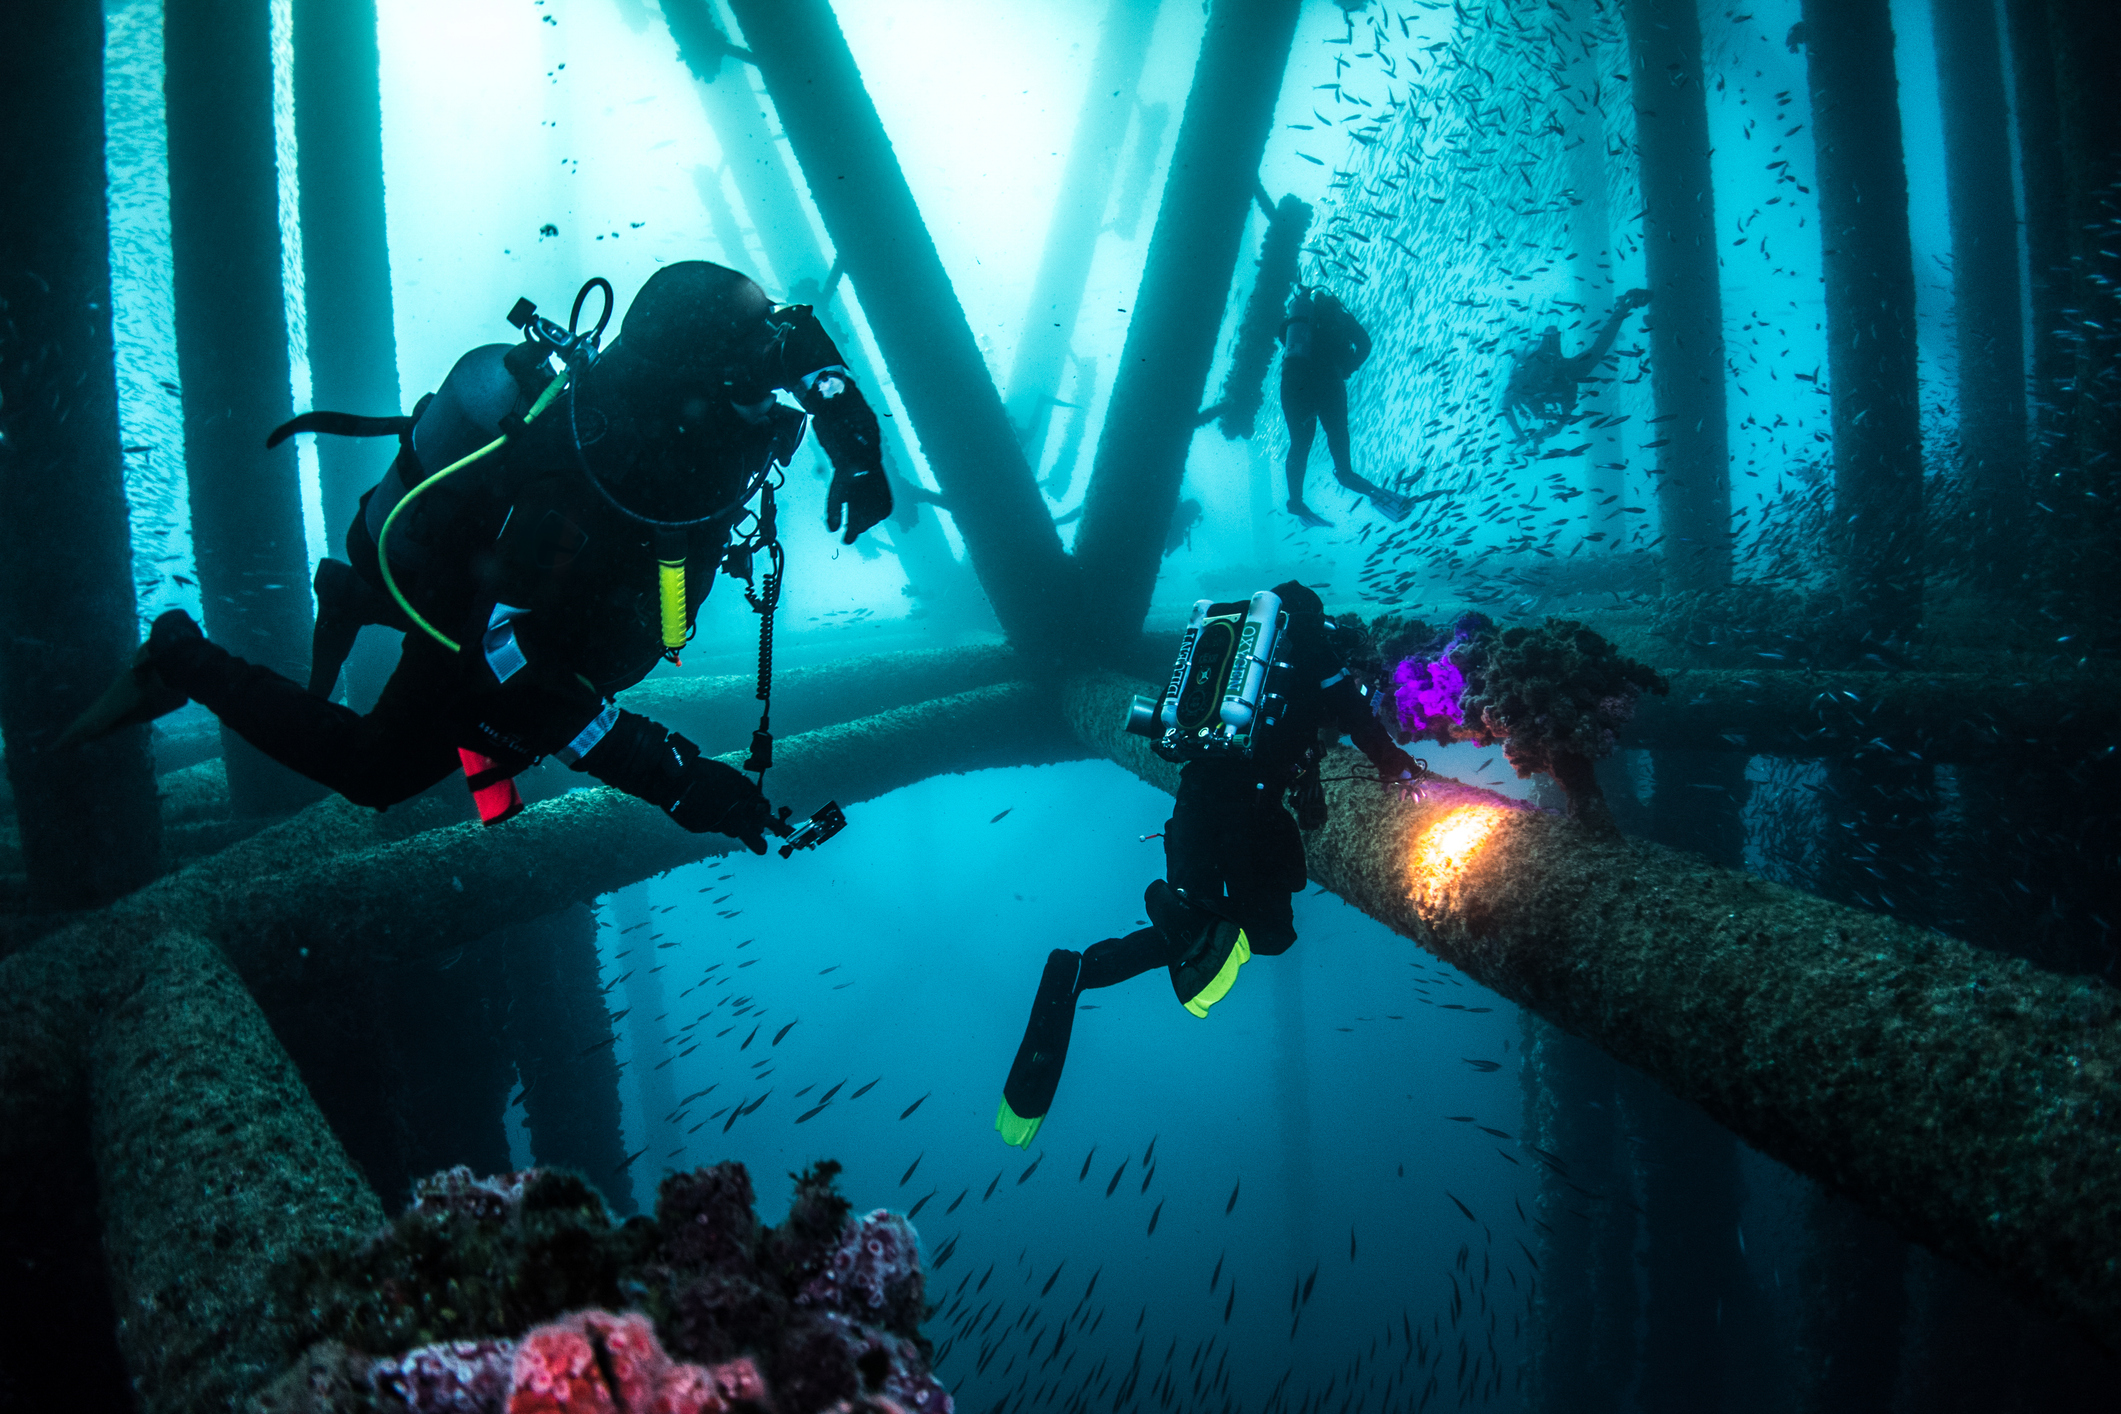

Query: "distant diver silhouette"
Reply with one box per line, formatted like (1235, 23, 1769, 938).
(1500, 287, 1651, 449)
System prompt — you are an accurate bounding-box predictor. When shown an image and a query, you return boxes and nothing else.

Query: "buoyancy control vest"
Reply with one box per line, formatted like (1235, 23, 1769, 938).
(1124, 587, 1371, 787)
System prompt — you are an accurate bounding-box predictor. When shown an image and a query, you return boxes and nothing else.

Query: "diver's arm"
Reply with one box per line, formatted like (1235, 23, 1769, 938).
(571, 708, 774, 851)
(766, 305, 891, 543)
(1325, 674, 1418, 780)
(1345, 313, 1373, 374)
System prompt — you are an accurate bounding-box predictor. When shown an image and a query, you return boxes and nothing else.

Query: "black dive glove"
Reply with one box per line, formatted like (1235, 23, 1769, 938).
(799, 366, 892, 543)
(576, 711, 775, 852)
(826, 463, 892, 544)
(1371, 745, 1421, 783)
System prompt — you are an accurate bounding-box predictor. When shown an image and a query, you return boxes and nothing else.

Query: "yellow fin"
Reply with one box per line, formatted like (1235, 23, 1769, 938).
(1183, 931, 1251, 1018)
(995, 1095, 1044, 1149)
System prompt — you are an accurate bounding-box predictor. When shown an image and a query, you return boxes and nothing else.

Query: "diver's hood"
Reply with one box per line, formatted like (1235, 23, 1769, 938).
(567, 354, 763, 527)
(618, 260, 776, 384)
(564, 261, 782, 526)
(1272, 581, 1326, 617)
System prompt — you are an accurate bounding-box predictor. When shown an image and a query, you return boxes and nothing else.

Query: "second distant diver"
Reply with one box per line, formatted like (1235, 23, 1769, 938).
(65, 261, 891, 847)
(995, 582, 1419, 1148)
(1501, 287, 1651, 448)
(1280, 286, 1411, 528)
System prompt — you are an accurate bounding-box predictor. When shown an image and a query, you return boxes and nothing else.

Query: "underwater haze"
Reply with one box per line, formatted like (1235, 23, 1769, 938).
(3, 1, 2119, 1412)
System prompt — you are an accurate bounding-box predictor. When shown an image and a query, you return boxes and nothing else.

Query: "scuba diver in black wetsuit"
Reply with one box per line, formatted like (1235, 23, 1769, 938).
(1279, 287, 1411, 529)
(1501, 287, 1651, 449)
(64, 261, 890, 846)
(995, 582, 1419, 1148)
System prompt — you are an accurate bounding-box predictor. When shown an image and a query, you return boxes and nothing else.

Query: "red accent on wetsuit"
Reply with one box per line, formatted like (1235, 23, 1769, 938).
(458, 748, 524, 825)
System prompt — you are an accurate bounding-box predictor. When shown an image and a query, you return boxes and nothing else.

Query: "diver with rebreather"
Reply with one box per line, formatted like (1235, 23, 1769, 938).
(1280, 285, 1412, 528)
(995, 583, 1420, 1148)
(65, 262, 883, 851)
(1501, 287, 1652, 449)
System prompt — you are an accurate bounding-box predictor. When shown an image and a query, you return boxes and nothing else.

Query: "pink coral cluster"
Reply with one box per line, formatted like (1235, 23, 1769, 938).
(408, 1167, 539, 1222)
(506, 1310, 763, 1414)
(798, 1209, 919, 1316)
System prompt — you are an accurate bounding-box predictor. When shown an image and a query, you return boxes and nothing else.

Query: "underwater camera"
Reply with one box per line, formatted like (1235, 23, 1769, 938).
(772, 800, 847, 859)
(1125, 591, 1289, 763)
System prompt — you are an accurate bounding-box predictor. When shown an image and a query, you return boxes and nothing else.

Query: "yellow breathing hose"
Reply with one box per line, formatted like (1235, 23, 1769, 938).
(376, 372, 571, 652)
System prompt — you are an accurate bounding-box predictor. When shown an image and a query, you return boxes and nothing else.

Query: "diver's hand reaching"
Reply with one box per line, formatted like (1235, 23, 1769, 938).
(1373, 745, 1423, 783)
(1621, 287, 1652, 309)
(576, 713, 773, 849)
(826, 463, 892, 545)
(667, 756, 774, 853)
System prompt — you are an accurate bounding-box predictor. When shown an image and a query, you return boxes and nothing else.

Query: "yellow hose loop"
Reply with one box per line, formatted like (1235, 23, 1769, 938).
(376, 371, 571, 653)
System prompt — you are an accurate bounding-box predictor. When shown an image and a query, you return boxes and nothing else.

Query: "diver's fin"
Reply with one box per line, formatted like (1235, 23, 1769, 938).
(265, 409, 413, 450)
(56, 644, 188, 749)
(998, 949, 1082, 1148)
(995, 1096, 1044, 1150)
(1369, 490, 1413, 524)
(1287, 501, 1334, 529)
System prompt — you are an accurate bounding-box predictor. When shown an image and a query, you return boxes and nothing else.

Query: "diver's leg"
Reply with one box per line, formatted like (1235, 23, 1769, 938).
(1162, 765, 1233, 904)
(996, 923, 1177, 1148)
(1280, 376, 1330, 526)
(1223, 795, 1305, 956)
(151, 612, 458, 808)
(1320, 377, 1358, 486)
(1080, 926, 1177, 988)
(1321, 380, 1410, 519)
(998, 948, 1085, 1148)
(1153, 768, 1254, 1016)
(307, 556, 392, 698)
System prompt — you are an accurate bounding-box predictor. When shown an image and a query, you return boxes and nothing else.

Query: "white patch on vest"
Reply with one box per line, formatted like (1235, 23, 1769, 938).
(482, 603, 530, 682)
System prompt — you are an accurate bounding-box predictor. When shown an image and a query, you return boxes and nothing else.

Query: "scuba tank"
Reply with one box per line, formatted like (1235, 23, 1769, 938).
(1125, 590, 1289, 762)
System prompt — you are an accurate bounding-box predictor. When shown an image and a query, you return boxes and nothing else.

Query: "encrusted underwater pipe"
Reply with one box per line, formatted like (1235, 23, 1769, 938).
(1064, 669, 2121, 1350)
(201, 681, 1080, 1015)
(90, 928, 384, 1411)
(3, 678, 1078, 1408)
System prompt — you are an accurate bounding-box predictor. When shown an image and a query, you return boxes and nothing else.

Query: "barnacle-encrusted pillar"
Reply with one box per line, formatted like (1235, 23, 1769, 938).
(1063, 670, 2121, 1350)
(1072, 0, 1305, 648)
(501, 904, 634, 1213)
(723, 0, 1077, 655)
(90, 929, 383, 1412)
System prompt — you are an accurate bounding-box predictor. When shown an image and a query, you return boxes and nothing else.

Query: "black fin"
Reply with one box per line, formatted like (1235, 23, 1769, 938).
(265, 410, 413, 450)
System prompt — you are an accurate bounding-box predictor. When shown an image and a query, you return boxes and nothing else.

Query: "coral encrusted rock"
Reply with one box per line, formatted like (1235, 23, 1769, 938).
(261, 1159, 949, 1414)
